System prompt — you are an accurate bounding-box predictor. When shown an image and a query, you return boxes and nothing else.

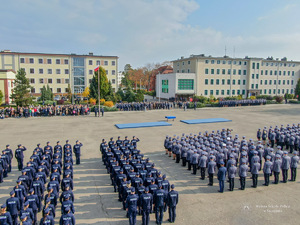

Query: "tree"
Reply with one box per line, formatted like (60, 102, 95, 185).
(89, 66, 109, 103)
(135, 89, 144, 102)
(295, 78, 300, 100)
(40, 85, 53, 101)
(46, 85, 53, 100)
(105, 81, 117, 103)
(10, 69, 33, 106)
(82, 87, 90, 98)
(67, 84, 72, 101)
(0, 90, 3, 104)
(40, 86, 47, 101)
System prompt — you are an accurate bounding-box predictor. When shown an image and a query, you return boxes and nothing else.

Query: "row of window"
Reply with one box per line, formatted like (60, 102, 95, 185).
(20, 58, 116, 66)
(31, 87, 67, 94)
(89, 70, 116, 75)
(26, 68, 69, 75)
(204, 79, 294, 86)
(205, 60, 248, 66)
(205, 68, 247, 75)
(31, 78, 117, 85)
(32, 78, 68, 84)
(204, 89, 294, 96)
(204, 59, 296, 67)
(251, 62, 296, 69)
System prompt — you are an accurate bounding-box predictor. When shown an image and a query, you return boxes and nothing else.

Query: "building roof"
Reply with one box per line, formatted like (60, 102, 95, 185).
(0, 69, 16, 73)
(0, 50, 118, 58)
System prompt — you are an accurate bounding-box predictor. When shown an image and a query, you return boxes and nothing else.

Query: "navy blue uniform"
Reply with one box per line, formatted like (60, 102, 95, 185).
(6, 197, 20, 225)
(167, 190, 179, 223)
(73, 142, 83, 165)
(139, 192, 153, 225)
(15, 146, 27, 171)
(153, 189, 166, 225)
(125, 193, 139, 225)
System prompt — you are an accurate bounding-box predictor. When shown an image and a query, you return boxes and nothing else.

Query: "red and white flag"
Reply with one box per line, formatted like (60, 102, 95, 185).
(94, 66, 100, 72)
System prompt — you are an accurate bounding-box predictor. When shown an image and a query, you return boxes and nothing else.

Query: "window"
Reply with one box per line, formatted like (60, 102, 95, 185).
(274, 80, 277, 85)
(283, 71, 286, 76)
(287, 89, 289, 94)
(56, 59, 60, 64)
(216, 90, 219, 95)
(31, 88, 35, 93)
(210, 79, 214, 85)
(217, 60, 220, 64)
(238, 70, 241, 75)
(182, 62, 185, 66)
(39, 69, 43, 74)
(237, 90, 240, 95)
(288, 71, 290, 76)
(56, 69, 61, 74)
(217, 69, 220, 74)
(47, 59, 52, 64)
(243, 70, 247, 75)
(65, 88, 69, 93)
(279, 71, 282, 75)
(275, 71, 277, 75)
(205, 60, 209, 64)
(211, 69, 214, 74)
(251, 84, 254, 89)
(283, 80, 285, 85)
(211, 60, 215, 64)
(252, 74, 255, 79)
(260, 80, 263, 85)
(243, 80, 246, 85)
(227, 90, 230, 95)
(162, 79, 168, 93)
(233, 80, 236, 85)
(256, 84, 258, 89)
(264, 80, 267, 85)
(204, 90, 208, 95)
(270, 71, 273, 75)
(227, 79, 230, 85)
(20, 58, 25, 63)
(269, 80, 272, 85)
(244, 62, 247, 65)
(65, 79, 69, 84)
(89, 79, 92, 84)
(29, 58, 34, 63)
(89, 60, 93, 65)
(205, 69, 209, 74)
(89, 70, 93, 75)
(106, 70, 109, 75)
(104, 61, 108, 66)
(238, 80, 241, 85)
(112, 79, 116, 84)
(30, 68, 34, 74)
(292, 71, 295, 76)
(96, 60, 100, 65)
(223, 60, 226, 64)
(273, 89, 276, 94)
(39, 78, 44, 84)
(48, 69, 52, 74)
(112, 70, 116, 75)
(64, 59, 69, 64)
(257, 63, 259, 69)
(252, 63, 255, 69)
(221, 90, 225, 95)
(269, 89, 272, 94)
(205, 79, 208, 85)
(222, 69, 226, 75)
(38, 58, 43, 64)
(48, 79, 52, 84)
(216, 79, 219, 85)
(222, 79, 225, 85)
(239, 61, 242, 65)
(232, 90, 235, 95)
(181, 70, 185, 73)
(178, 79, 194, 90)
(256, 74, 259, 79)
(30, 78, 35, 84)
(187, 69, 190, 73)
(261, 70, 263, 75)
(210, 90, 214, 95)
(292, 80, 294, 85)
(233, 61, 236, 65)
(188, 61, 190, 65)
(228, 69, 231, 75)
(65, 69, 69, 74)
(242, 90, 245, 95)
(233, 69, 236, 75)
(278, 80, 281, 85)
(291, 89, 294, 94)
(57, 88, 61, 93)
(56, 79, 61, 84)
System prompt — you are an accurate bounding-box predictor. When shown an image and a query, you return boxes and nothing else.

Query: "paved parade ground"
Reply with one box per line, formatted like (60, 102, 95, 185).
(1, 104, 300, 225)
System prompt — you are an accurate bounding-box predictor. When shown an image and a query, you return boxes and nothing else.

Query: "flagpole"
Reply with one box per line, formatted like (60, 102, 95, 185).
(98, 67, 100, 117)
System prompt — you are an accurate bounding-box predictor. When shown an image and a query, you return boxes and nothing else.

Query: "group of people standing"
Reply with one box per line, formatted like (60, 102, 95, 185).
(164, 125, 299, 193)
(0, 140, 83, 225)
(100, 136, 179, 225)
(0, 105, 90, 119)
(218, 99, 267, 107)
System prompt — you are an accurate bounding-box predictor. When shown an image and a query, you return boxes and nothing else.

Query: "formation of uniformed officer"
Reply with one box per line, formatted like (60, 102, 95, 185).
(219, 99, 266, 107)
(101, 136, 178, 225)
(164, 125, 299, 192)
(1, 140, 78, 225)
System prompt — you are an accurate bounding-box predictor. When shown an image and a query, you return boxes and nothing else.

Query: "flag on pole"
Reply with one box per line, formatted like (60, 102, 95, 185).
(94, 66, 100, 72)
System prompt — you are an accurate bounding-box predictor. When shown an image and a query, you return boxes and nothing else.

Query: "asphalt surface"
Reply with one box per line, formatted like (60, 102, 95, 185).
(0, 104, 300, 225)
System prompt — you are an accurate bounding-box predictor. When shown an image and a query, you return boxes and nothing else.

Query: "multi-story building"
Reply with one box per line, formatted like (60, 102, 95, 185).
(156, 54, 300, 99)
(0, 69, 15, 104)
(0, 50, 118, 96)
(117, 71, 124, 87)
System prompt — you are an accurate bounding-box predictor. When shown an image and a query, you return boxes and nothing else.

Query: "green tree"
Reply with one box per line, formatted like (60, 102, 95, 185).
(10, 69, 33, 106)
(124, 87, 136, 102)
(89, 66, 109, 103)
(46, 85, 53, 100)
(135, 89, 144, 102)
(295, 78, 300, 100)
(67, 84, 72, 101)
(0, 90, 3, 104)
(40, 86, 47, 101)
(105, 81, 117, 103)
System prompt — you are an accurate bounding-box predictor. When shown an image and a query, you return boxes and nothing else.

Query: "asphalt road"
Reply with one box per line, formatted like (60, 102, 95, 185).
(0, 104, 299, 225)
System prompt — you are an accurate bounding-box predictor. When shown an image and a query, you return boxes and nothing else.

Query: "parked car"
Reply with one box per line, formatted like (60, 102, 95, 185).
(54, 95, 60, 101)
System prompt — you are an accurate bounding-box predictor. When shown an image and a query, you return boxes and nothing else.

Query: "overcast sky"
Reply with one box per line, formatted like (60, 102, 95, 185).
(1, 0, 300, 71)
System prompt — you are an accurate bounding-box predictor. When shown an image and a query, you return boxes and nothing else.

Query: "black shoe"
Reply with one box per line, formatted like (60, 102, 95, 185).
(239, 188, 243, 190)
(207, 183, 212, 186)
(227, 189, 231, 191)
(218, 190, 223, 193)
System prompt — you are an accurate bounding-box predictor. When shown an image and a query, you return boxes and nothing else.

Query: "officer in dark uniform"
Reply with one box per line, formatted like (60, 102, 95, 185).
(0, 204, 13, 225)
(19, 201, 34, 224)
(140, 187, 153, 225)
(281, 151, 291, 183)
(6, 191, 20, 225)
(15, 144, 27, 171)
(290, 151, 299, 181)
(167, 184, 179, 223)
(59, 206, 75, 225)
(73, 140, 83, 165)
(153, 184, 166, 225)
(2, 144, 13, 172)
(25, 188, 39, 224)
(125, 187, 139, 225)
(239, 159, 248, 190)
(217, 161, 227, 193)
